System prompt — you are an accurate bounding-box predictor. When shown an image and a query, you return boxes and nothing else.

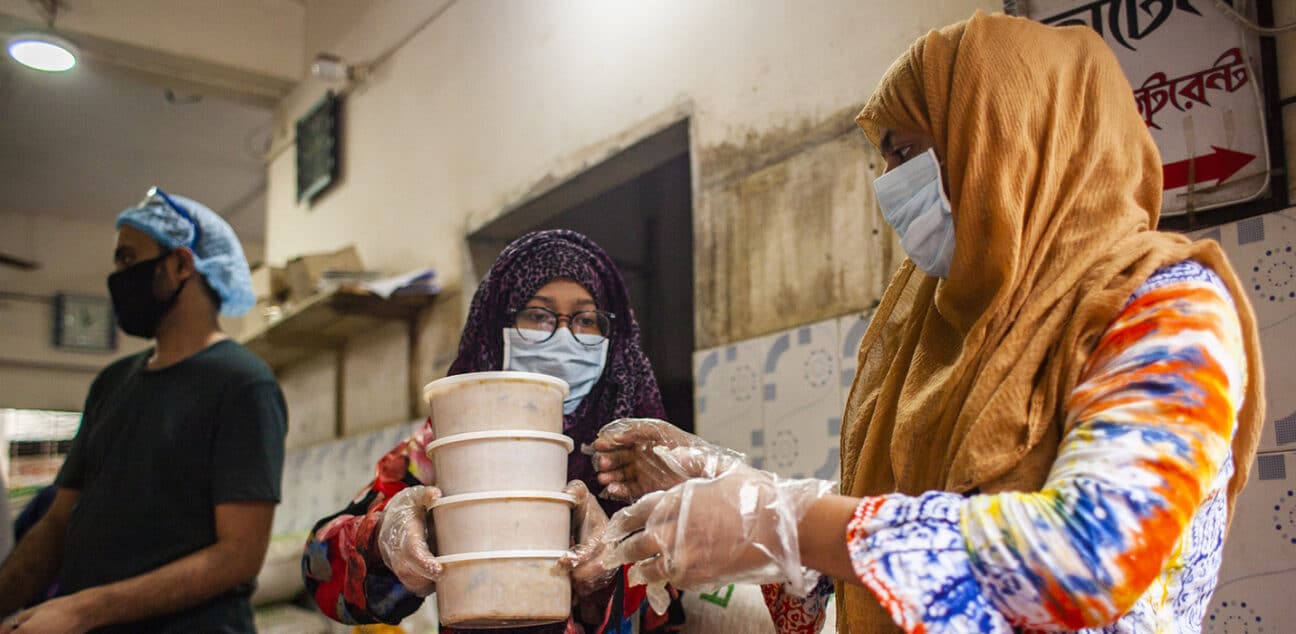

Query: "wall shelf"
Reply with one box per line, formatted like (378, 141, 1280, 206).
(240, 288, 434, 369)
(239, 287, 437, 435)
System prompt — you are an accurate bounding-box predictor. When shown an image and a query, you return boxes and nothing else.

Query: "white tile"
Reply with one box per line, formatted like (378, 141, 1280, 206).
(1204, 566, 1295, 633)
(1254, 318, 1296, 453)
(275, 422, 428, 537)
(1205, 449, 1295, 630)
(837, 309, 875, 413)
(1214, 451, 1296, 587)
(1197, 210, 1296, 331)
(1195, 210, 1296, 453)
(693, 336, 770, 459)
(759, 318, 842, 480)
(276, 449, 311, 532)
(314, 442, 346, 511)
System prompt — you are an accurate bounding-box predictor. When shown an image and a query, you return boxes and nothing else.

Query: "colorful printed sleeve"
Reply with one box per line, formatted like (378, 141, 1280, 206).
(845, 260, 1247, 633)
(302, 419, 437, 624)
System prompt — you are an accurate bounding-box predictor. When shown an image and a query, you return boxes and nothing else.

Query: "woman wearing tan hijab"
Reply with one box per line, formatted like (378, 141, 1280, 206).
(581, 11, 1265, 634)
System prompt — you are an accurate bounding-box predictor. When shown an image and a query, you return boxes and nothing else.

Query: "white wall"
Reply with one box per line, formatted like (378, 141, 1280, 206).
(0, 212, 146, 411)
(258, 0, 996, 440)
(264, 1, 1296, 443)
(0, 211, 263, 412)
(264, 0, 997, 283)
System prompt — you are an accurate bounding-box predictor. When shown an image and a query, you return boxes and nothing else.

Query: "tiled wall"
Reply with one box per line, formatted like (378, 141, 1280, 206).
(273, 419, 423, 536)
(692, 208, 1296, 630)
(693, 310, 872, 481)
(1206, 450, 1295, 631)
(1192, 211, 1296, 454)
(1194, 209, 1296, 631)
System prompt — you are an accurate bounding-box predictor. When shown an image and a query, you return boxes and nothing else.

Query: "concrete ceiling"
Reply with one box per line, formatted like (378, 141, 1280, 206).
(0, 1, 307, 249)
(0, 58, 274, 243)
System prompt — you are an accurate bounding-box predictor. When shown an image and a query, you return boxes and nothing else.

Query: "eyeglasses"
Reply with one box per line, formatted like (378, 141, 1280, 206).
(509, 306, 615, 346)
(139, 186, 201, 248)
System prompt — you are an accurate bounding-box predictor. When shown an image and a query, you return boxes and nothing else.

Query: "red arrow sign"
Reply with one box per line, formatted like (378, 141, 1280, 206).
(1163, 146, 1256, 190)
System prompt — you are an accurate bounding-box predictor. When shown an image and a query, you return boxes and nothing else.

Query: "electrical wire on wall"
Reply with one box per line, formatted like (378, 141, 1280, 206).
(259, 0, 460, 164)
(1214, 0, 1296, 34)
(1182, 0, 1286, 222)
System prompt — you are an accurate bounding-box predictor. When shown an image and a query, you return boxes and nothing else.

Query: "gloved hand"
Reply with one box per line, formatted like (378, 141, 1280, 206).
(376, 485, 443, 597)
(559, 480, 619, 598)
(592, 418, 745, 501)
(600, 453, 835, 611)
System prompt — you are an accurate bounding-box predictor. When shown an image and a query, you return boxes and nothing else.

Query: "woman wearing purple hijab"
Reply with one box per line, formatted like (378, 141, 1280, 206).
(302, 230, 683, 633)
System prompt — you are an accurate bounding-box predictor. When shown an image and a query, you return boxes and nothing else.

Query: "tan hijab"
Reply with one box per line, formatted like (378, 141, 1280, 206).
(837, 12, 1265, 633)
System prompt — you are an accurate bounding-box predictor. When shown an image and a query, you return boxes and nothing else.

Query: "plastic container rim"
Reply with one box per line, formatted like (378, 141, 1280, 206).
(423, 371, 570, 404)
(436, 549, 571, 564)
(425, 430, 574, 454)
(431, 489, 576, 510)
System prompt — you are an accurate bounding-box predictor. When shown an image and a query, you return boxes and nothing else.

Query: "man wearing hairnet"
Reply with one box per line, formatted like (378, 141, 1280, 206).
(0, 188, 287, 633)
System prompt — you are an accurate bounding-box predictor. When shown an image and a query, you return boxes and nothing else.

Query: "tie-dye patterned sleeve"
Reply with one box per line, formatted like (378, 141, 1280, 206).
(843, 260, 1247, 633)
(301, 419, 437, 624)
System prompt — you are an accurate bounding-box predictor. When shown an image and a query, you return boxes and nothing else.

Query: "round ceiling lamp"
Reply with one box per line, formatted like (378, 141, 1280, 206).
(7, 32, 78, 72)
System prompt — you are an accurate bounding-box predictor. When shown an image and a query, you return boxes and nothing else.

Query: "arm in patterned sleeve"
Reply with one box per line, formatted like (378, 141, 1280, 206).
(302, 419, 437, 624)
(845, 263, 1246, 632)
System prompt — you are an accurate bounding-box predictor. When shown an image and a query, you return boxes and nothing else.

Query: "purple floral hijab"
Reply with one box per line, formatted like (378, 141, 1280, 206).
(448, 230, 665, 499)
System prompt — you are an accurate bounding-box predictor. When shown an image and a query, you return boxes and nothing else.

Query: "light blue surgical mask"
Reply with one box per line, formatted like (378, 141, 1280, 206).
(504, 328, 608, 414)
(874, 148, 955, 278)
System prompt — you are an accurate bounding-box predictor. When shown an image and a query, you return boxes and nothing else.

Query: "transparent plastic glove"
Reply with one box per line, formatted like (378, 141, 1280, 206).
(559, 480, 619, 598)
(600, 454, 835, 605)
(377, 485, 443, 597)
(592, 418, 745, 501)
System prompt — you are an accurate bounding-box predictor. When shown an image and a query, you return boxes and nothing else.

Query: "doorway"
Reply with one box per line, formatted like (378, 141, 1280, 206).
(469, 121, 695, 431)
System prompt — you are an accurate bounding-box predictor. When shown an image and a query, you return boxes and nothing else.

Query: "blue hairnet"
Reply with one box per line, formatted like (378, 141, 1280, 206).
(115, 190, 256, 317)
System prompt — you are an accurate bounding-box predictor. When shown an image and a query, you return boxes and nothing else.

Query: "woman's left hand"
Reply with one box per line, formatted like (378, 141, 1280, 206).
(600, 454, 834, 594)
(560, 480, 618, 598)
(592, 418, 744, 501)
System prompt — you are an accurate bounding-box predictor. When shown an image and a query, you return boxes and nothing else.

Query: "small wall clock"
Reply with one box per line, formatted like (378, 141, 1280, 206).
(53, 294, 117, 352)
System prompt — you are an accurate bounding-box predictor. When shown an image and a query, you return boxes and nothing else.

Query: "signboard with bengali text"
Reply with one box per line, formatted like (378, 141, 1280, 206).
(1012, 0, 1273, 216)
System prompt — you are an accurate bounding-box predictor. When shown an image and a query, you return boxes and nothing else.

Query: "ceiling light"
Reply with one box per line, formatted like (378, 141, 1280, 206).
(7, 32, 78, 72)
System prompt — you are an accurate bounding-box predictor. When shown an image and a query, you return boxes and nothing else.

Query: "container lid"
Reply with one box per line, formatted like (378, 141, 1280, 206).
(423, 371, 570, 404)
(437, 549, 571, 564)
(431, 489, 576, 510)
(426, 430, 574, 454)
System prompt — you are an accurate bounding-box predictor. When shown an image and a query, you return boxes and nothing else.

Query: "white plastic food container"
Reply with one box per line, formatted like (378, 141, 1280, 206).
(423, 371, 569, 438)
(431, 490, 574, 555)
(426, 430, 574, 496)
(435, 550, 571, 629)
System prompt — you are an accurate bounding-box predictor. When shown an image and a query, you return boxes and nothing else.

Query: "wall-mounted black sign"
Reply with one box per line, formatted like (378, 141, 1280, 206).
(296, 91, 342, 204)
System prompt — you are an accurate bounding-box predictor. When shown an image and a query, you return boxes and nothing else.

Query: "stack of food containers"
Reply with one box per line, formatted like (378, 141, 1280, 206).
(421, 371, 574, 629)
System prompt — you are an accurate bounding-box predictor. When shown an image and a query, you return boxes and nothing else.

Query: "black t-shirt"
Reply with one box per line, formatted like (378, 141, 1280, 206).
(54, 339, 287, 633)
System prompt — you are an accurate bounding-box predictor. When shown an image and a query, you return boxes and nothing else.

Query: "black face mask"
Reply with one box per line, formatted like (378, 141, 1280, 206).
(107, 254, 186, 339)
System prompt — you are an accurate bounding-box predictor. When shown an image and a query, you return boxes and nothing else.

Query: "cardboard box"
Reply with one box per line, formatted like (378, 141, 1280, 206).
(250, 266, 272, 300)
(285, 245, 364, 301)
(223, 298, 283, 338)
(248, 266, 289, 301)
